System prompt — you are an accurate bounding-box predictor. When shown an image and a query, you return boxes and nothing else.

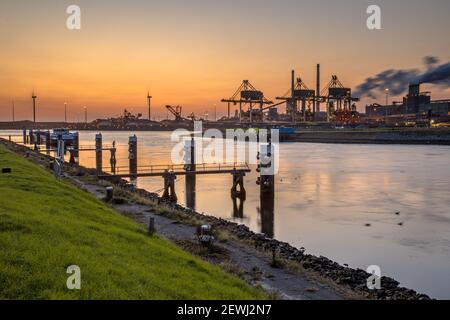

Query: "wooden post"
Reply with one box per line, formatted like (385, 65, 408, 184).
(23, 129, 27, 144)
(128, 135, 138, 178)
(148, 217, 155, 235)
(185, 138, 196, 209)
(105, 186, 113, 202)
(29, 129, 34, 145)
(257, 142, 275, 238)
(73, 132, 80, 164)
(45, 131, 51, 150)
(95, 133, 103, 173)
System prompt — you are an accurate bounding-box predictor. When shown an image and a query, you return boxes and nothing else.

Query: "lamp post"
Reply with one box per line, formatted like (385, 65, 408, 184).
(12, 99, 15, 122)
(385, 88, 390, 123)
(64, 102, 68, 123)
(84, 106, 87, 124)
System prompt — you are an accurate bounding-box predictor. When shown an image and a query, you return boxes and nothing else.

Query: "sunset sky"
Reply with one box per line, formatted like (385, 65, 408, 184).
(1, 0, 449, 121)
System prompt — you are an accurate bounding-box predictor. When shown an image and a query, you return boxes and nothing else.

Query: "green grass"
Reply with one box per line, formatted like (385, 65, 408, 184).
(0, 144, 265, 300)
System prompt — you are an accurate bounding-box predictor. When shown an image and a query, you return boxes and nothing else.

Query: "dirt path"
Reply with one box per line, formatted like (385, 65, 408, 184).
(72, 176, 343, 300)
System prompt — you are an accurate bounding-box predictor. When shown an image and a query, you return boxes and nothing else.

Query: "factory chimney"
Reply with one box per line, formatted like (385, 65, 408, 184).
(291, 70, 295, 123)
(32, 90, 37, 123)
(316, 64, 320, 113)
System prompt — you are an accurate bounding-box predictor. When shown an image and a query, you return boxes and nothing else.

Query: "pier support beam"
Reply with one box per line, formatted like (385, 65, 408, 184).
(95, 133, 103, 174)
(232, 195, 245, 219)
(231, 170, 246, 200)
(162, 171, 177, 202)
(110, 141, 117, 174)
(128, 135, 138, 179)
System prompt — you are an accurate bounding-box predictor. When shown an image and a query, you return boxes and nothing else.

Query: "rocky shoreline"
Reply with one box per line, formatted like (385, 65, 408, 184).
(0, 138, 432, 300)
(110, 173, 432, 300)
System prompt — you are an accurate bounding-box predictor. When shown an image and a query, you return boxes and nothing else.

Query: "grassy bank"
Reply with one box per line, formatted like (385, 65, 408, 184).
(0, 144, 265, 299)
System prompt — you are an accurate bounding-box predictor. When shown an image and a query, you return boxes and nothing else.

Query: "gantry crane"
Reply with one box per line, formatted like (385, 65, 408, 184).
(320, 75, 359, 123)
(221, 80, 273, 123)
(276, 77, 316, 122)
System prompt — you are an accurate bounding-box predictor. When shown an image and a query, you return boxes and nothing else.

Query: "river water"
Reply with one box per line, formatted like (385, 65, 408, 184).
(3, 130, 450, 299)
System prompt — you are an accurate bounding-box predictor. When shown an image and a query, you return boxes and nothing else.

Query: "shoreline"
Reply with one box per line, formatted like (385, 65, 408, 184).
(2, 126, 450, 146)
(0, 138, 433, 300)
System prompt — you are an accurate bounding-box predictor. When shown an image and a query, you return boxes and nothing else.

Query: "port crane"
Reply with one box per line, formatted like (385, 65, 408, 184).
(276, 77, 316, 122)
(165, 105, 184, 122)
(320, 75, 359, 123)
(221, 80, 273, 122)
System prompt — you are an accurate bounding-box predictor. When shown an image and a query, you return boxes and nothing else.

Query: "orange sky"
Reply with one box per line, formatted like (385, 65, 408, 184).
(1, 0, 450, 121)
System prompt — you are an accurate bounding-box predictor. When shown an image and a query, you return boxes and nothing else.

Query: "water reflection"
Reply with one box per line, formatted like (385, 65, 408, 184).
(6, 129, 448, 299)
(259, 188, 275, 238)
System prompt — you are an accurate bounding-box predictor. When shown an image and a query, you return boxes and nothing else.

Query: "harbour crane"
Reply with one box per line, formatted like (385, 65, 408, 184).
(165, 105, 184, 122)
(320, 75, 359, 123)
(221, 80, 273, 123)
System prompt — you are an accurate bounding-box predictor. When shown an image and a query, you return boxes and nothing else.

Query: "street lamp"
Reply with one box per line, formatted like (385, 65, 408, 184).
(385, 88, 390, 122)
(84, 106, 87, 124)
(64, 102, 68, 123)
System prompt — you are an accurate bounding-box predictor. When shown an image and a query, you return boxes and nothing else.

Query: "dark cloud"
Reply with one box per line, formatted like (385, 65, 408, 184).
(423, 56, 440, 67)
(354, 57, 450, 98)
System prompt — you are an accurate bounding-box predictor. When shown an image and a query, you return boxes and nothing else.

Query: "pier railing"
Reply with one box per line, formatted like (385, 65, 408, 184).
(100, 162, 251, 178)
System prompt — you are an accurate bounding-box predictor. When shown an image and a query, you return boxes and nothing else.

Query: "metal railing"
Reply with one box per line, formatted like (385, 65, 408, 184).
(102, 162, 250, 175)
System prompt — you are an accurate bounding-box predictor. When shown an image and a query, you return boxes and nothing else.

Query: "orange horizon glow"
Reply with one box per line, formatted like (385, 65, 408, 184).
(1, 0, 450, 121)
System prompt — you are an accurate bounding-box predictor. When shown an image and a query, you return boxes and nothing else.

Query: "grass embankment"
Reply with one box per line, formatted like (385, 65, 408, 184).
(0, 144, 265, 299)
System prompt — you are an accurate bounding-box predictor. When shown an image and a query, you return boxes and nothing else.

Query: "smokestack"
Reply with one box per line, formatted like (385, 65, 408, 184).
(409, 83, 420, 96)
(291, 70, 295, 99)
(316, 64, 320, 113)
(291, 70, 295, 123)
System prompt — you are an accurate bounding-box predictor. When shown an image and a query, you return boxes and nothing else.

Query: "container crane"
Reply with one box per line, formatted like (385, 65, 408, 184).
(221, 80, 273, 123)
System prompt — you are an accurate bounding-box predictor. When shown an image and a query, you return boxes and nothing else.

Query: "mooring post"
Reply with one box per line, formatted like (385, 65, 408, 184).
(95, 133, 103, 174)
(29, 129, 34, 145)
(69, 132, 79, 164)
(110, 141, 117, 174)
(23, 129, 27, 144)
(105, 186, 113, 202)
(45, 130, 51, 150)
(185, 137, 196, 209)
(73, 132, 80, 163)
(36, 131, 41, 145)
(256, 142, 275, 238)
(148, 217, 155, 235)
(257, 142, 275, 195)
(128, 135, 138, 178)
(54, 138, 65, 178)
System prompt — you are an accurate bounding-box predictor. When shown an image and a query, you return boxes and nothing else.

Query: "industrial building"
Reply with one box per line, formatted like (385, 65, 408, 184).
(366, 84, 450, 125)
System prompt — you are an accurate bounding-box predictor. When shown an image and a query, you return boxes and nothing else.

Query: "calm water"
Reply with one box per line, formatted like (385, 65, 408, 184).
(3, 130, 450, 299)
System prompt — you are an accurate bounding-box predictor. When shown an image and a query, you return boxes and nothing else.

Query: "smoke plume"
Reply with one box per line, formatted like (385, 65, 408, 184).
(354, 56, 450, 98)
